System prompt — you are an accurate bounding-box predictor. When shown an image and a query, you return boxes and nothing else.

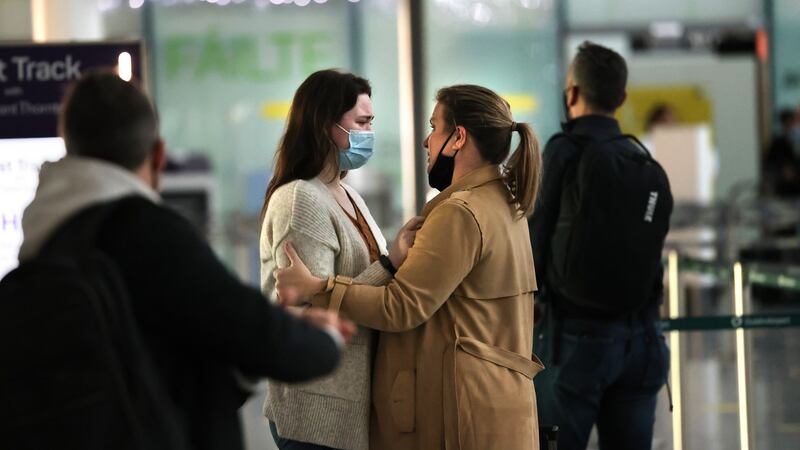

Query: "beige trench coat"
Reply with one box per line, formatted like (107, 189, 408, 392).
(312, 165, 543, 450)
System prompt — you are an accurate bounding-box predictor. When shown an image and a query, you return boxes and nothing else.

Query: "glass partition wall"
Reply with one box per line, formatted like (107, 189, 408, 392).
(147, 0, 562, 281)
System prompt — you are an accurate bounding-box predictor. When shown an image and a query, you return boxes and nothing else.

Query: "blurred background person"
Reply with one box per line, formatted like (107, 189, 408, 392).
(640, 103, 678, 152)
(645, 103, 678, 133)
(763, 108, 800, 198)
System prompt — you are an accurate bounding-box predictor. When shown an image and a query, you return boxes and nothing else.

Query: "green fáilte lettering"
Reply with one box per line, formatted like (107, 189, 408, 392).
(229, 35, 261, 80)
(164, 35, 193, 79)
(261, 32, 293, 82)
(299, 32, 329, 75)
(162, 29, 333, 82)
(195, 29, 233, 79)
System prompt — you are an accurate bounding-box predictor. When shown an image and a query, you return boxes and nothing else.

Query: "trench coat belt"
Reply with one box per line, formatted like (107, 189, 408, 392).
(456, 336, 544, 379)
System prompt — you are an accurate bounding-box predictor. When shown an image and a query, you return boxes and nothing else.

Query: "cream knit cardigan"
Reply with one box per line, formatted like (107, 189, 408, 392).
(260, 177, 392, 450)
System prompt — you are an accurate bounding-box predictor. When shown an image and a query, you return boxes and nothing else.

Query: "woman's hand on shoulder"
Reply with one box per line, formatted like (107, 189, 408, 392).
(388, 216, 425, 268)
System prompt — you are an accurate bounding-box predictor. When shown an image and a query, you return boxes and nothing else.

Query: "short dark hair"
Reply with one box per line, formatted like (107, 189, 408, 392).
(60, 70, 158, 170)
(571, 41, 628, 113)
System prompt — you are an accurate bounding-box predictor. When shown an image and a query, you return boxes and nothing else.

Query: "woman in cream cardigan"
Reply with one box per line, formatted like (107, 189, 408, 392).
(259, 69, 421, 450)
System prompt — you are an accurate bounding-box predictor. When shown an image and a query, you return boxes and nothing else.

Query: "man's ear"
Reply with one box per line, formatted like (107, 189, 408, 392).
(146, 138, 166, 191)
(619, 90, 628, 107)
(151, 137, 166, 173)
(567, 85, 580, 108)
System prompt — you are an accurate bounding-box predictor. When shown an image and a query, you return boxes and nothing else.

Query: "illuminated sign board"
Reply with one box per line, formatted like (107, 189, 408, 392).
(0, 42, 141, 277)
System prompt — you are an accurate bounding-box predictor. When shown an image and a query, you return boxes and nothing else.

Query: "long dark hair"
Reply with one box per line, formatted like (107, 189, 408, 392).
(261, 69, 371, 220)
(436, 84, 542, 218)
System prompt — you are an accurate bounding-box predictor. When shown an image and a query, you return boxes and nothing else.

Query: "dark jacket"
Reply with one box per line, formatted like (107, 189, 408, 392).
(18, 156, 341, 450)
(529, 115, 663, 319)
(94, 197, 340, 449)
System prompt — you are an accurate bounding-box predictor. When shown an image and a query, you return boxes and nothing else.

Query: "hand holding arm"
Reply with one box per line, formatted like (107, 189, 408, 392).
(276, 215, 426, 303)
(274, 241, 328, 306)
(310, 201, 481, 332)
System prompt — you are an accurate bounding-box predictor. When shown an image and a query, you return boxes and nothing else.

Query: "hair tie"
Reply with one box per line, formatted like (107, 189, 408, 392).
(511, 121, 518, 132)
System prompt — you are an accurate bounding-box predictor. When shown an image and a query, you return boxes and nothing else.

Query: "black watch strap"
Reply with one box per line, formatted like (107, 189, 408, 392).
(379, 254, 397, 276)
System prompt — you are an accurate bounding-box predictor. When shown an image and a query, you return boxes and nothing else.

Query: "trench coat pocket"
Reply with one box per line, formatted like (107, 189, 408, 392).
(389, 370, 415, 432)
(443, 337, 544, 450)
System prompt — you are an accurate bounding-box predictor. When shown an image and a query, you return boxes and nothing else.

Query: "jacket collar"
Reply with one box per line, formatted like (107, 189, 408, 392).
(562, 114, 621, 139)
(422, 165, 503, 217)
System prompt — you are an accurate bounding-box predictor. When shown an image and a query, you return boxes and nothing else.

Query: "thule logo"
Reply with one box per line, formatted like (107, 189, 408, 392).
(644, 191, 659, 222)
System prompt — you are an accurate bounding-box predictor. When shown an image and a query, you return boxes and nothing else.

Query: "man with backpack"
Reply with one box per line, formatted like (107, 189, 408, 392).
(529, 42, 673, 450)
(0, 71, 351, 450)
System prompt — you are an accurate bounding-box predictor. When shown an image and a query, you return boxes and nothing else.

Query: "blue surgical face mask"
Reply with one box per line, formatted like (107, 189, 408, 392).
(336, 124, 374, 171)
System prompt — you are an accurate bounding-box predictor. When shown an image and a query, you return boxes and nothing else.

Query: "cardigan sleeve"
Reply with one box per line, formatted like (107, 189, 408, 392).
(261, 182, 341, 301)
(311, 199, 482, 331)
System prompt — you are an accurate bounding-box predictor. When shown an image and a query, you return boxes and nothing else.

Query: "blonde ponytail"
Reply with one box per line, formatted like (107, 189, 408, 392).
(504, 122, 541, 218)
(435, 85, 542, 218)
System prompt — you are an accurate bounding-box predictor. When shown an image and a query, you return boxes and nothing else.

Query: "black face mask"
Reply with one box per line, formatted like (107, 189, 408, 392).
(427, 127, 458, 191)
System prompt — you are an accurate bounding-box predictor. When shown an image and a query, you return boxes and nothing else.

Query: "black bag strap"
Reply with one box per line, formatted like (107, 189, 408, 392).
(546, 132, 596, 153)
(39, 197, 131, 257)
(547, 132, 614, 203)
(546, 132, 596, 187)
(549, 132, 654, 159)
(615, 134, 654, 158)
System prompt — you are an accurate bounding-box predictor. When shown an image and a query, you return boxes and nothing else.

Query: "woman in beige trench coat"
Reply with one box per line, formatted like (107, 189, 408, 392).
(276, 84, 544, 450)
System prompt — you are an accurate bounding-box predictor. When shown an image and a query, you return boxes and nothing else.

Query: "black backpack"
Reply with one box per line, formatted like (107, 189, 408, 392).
(546, 133, 673, 315)
(0, 201, 187, 450)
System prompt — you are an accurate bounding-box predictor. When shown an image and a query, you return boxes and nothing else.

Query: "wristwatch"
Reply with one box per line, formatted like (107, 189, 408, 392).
(379, 254, 397, 276)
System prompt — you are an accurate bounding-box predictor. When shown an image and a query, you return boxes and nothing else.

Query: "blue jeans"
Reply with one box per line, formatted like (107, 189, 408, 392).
(268, 421, 338, 450)
(534, 315, 669, 450)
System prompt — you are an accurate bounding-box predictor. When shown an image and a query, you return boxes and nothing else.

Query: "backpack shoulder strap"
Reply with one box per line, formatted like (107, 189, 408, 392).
(600, 134, 654, 159)
(547, 132, 596, 150)
(546, 132, 570, 146)
(39, 197, 131, 257)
